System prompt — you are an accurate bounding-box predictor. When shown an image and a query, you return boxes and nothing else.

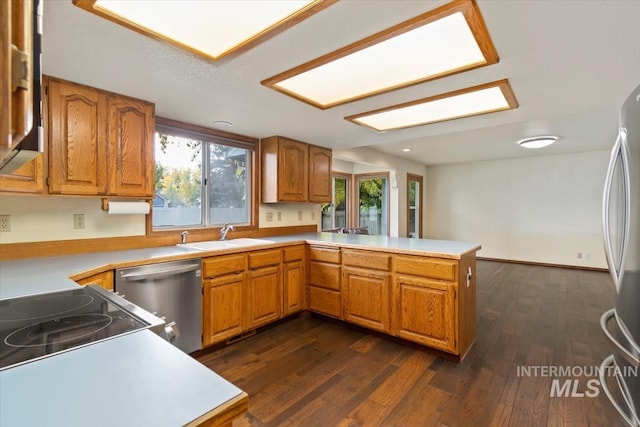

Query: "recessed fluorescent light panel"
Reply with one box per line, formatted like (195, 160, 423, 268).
(262, 0, 499, 109)
(73, 0, 335, 61)
(345, 80, 518, 132)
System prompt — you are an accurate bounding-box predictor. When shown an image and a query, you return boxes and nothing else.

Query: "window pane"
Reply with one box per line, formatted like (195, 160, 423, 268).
(409, 180, 419, 238)
(334, 177, 348, 228)
(358, 177, 387, 235)
(153, 133, 202, 227)
(208, 144, 250, 225)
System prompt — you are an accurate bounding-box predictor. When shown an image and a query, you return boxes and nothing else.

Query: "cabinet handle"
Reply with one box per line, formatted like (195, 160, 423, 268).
(11, 45, 29, 91)
(466, 267, 472, 288)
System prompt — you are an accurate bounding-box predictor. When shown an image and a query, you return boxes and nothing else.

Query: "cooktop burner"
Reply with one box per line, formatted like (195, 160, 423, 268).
(0, 286, 165, 371)
(0, 294, 95, 322)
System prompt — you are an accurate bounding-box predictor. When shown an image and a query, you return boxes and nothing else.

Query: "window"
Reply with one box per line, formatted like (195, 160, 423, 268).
(356, 174, 389, 235)
(407, 174, 423, 238)
(321, 175, 349, 230)
(153, 118, 256, 230)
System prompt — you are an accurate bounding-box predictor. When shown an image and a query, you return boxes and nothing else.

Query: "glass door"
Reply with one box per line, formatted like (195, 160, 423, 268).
(356, 174, 388, 235)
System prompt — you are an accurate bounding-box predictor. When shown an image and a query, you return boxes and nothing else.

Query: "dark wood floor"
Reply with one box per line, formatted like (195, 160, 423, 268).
(196, 261, 624, 426)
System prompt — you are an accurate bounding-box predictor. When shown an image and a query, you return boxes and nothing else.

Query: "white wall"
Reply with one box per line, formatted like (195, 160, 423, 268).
(0, 195, 319, 244)
(0, 196, 146, 243)
(425, 150, 610, 268)
(332, 147, 428, 238)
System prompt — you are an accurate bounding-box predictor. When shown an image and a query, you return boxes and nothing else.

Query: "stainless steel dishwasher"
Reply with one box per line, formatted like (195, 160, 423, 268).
(115, 259, 202, 353)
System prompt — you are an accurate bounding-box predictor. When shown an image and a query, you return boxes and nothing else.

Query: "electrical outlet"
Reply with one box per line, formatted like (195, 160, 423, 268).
(311, 211, 315, 220)
(583, 252, 590, 259)
(0, 215, 10, 232)
(577, 252, 582, 259)
(74, 214, 85, 229)
(266, 212, 273, 222)
(277, 212, 282, 221)
(297, 211, 303, 221)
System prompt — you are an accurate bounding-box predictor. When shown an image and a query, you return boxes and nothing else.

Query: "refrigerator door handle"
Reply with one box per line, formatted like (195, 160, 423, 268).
(602, 128, 629, 293)
(600, 354, 640, 427)
(601, 308, 640, 367)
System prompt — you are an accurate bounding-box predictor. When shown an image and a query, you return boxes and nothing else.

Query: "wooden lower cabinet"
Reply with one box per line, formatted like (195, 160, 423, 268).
(308, 246, 342, 318)
(391, 274, 456, 353)
(283, 246, 305, 315)
(342, 266, 390, 333)
(203, 273, 245, 346)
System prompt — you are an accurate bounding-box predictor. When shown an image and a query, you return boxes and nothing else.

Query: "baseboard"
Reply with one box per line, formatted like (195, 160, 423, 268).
(477, 256, 608, 272)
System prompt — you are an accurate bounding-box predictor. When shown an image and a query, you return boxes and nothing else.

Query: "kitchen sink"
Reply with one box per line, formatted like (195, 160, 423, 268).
(177, 238, 274, 251)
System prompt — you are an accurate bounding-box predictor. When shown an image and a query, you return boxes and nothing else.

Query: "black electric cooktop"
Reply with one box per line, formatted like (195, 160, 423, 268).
(0, 285, 164, 370)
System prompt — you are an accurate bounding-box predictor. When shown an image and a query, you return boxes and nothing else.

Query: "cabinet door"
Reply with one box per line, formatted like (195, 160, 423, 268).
(48, 78, 107, 195)
(0, 155, 43, 193)
(283, 259, 305, 315)
(203, 273, 245, 346)
(308, 145, 332, 202)
(343, 266, 390, 332)
(247, 265, 282, 329)
(1, 0, 32, 157)
(277, 138, 308, 201)
(106, 95, 154, 197)
(392, 274, 457, 352)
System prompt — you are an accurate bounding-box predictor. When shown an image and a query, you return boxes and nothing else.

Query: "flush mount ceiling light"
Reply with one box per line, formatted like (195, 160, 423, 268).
(345, 79, 518, 132)
(517, 136, 558, 149)
(402, 148, 412, 152)
(72, 0, 335, 61)
(212, 120, 233, 128)
(262, 0, 499, 109)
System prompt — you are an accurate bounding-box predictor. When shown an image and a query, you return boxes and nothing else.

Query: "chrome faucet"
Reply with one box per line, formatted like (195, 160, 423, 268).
(219, 223, 235, 241)
(180, 231, 188, 244)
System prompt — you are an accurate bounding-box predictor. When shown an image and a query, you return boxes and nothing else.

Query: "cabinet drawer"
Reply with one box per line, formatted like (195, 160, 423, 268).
(309, 246, 340, 263)
(308, 286, 341, 318)
(203, 255, 246, 278)
(248, 249, 281, 269)
(283, 245, 305, 262)
(343, 249, 390, 271)
(309, 261, 340, 290)
(394, 256, 457, 282)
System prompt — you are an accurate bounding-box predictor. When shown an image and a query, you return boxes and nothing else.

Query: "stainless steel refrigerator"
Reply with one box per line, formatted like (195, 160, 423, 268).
(601, 83, 640, 426)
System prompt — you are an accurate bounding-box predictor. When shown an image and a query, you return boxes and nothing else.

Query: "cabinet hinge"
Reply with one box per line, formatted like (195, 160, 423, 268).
(44, 85, 48, 96)
(45, 177, 49, 187)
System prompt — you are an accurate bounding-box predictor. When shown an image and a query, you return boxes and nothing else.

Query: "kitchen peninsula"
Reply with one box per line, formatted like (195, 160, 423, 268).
(0, 233, 479, 426)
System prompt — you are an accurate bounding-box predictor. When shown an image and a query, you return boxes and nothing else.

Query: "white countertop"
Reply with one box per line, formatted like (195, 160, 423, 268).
(0, 232, 479, 426)
(0, 332, 243, 427)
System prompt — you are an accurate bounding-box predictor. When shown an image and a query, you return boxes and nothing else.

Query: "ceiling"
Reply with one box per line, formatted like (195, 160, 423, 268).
(42, 1, 640, 166)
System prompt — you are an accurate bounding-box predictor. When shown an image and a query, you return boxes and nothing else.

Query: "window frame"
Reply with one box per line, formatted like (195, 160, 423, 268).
(354, 172, 390, 236)
(321, 173, 351, 231)
(406, 173, 424, 238)
(147, 117, 259, 238)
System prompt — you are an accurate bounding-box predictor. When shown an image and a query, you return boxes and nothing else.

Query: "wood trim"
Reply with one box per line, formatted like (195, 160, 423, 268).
(328, 172, 352, 229)
(406, 173, 424, 238)
(72, 0, 336, 63)
(261, 0, 499, 109)
(0, 224, 317, 261)
(184, 392, 249, 427)
(0, 0, 10, 155)
(477, 256, 608, 272)
(345, 79, 519, 132)
(155, 117, 258, 146)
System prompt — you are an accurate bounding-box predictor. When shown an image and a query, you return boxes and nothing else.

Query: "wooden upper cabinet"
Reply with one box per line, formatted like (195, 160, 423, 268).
(261, 135, 332, 203)
(1, 0, 33, 160)
(47, 77, 107, 195)
(308, 145, 331, 203)
(106, 95, 154, 197)
(0, 154, 43, 193)
(46, 76, 154, 197)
